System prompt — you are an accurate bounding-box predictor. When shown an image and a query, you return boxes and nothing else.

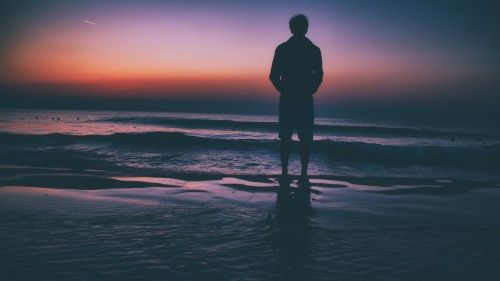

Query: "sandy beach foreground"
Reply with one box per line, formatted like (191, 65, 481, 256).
(1, 166, 500, 281)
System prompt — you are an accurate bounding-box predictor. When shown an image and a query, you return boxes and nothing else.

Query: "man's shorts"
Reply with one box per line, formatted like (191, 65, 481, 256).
(279, 99, 314, 141)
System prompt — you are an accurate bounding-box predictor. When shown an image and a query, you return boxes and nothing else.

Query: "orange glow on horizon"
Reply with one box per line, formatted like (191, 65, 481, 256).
(3, 1, 495, 106)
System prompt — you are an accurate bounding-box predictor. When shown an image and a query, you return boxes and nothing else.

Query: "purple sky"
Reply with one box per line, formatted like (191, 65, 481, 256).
(1, 0, 499, 112)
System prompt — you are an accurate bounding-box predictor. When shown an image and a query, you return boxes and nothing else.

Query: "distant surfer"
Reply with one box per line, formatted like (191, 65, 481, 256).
(270, 14, 323, 183)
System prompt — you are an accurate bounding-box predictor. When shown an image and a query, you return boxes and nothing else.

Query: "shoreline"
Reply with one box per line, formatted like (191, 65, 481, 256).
(2, 165, 500, 280)
(1, 165, 498, 196)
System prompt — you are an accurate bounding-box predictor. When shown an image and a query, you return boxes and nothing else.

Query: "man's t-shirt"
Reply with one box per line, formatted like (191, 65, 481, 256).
(270, 35, 323, 100)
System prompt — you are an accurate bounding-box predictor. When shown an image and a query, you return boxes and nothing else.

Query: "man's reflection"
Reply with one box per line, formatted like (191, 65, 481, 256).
(270, 183, 315, 280)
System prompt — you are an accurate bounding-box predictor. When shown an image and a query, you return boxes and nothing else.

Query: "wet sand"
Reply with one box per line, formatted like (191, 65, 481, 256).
(1, 166, 500, 280)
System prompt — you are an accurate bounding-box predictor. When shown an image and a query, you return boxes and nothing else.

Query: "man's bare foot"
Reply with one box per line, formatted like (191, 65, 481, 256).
(297, 175, 311, 188)
(278, 174, 292, 186)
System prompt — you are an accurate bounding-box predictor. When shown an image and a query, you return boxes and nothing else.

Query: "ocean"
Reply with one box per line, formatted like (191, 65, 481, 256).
(0, 108, 499, 180)
(1, 108, 500, 280)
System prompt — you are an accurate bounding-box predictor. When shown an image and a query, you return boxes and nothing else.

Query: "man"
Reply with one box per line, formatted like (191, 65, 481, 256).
(270, 14, 323, 182)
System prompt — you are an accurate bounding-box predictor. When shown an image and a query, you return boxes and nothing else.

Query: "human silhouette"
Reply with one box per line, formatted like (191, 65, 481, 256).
(270, 14, 323, 182)
(271, 187, 314, 278)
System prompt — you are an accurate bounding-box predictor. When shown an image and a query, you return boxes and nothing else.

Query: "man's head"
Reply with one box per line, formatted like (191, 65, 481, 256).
(289, 14, 308, 36)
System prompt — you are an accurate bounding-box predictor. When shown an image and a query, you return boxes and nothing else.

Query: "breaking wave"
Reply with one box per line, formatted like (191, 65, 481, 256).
(1, 132, 498, 170)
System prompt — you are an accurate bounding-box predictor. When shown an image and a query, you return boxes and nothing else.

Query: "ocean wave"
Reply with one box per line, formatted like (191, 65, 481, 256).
(95, 116, 479, 138)
(98, 116, 279, 131)
(1, 132, 499, 170)
(0, 131, 241, 147)
(315, 140, 500, 169)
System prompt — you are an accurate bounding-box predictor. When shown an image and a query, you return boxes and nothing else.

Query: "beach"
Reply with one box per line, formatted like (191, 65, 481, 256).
(2, 0, 500, 279)
(1, 165, 500, 280)
(1, 109, 500, 280)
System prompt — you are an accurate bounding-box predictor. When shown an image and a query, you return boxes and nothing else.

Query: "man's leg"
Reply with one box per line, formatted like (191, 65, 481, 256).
(297, 100, 314, 178)
(300, 140, 311, 177)
(280, 139, 291, 176)
(279, 100, 293, 177)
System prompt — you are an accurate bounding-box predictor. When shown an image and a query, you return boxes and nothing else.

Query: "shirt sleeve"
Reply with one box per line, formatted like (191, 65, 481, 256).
(269, 46, 283, 93)
(312, 47, 323, 93)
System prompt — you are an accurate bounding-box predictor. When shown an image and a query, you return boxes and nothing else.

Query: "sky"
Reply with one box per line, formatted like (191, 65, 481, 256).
(1, 0, 499, 116)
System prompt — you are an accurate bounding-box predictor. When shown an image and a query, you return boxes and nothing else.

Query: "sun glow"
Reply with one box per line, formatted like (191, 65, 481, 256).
(2, 1, 498, 107)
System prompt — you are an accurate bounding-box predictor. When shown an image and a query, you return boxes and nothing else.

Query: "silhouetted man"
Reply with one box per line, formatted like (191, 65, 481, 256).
(270, 14, 323, 181)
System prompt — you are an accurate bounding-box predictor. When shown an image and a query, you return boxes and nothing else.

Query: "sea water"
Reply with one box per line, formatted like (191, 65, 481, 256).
(1, 180, 500, 281)
(1, 108, 500, 280)
(1, 108, 499, 180)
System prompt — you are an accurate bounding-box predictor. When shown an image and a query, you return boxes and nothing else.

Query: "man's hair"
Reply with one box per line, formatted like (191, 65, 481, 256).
(289, 14, 308, 35)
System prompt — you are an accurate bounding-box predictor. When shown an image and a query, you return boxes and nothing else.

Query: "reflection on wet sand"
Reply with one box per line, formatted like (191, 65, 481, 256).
(271, 185, 315, 280)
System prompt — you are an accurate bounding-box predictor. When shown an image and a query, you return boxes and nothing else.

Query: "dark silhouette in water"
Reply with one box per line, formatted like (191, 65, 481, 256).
(271, 185, 314, 279)
(270, 14, 323, 181)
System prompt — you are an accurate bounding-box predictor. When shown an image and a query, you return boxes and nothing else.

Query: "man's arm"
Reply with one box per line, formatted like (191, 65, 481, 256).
(269, 47, 283, 93)
(312, 48, 323, 94)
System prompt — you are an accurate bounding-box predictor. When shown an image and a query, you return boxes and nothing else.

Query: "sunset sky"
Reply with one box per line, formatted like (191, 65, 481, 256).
(1, 0, 499, 114)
